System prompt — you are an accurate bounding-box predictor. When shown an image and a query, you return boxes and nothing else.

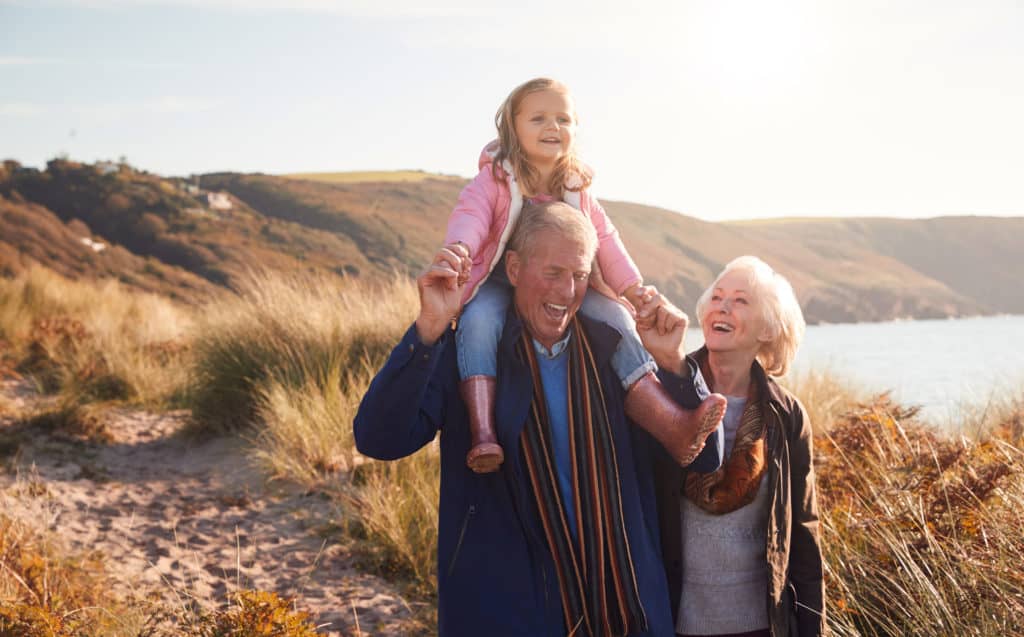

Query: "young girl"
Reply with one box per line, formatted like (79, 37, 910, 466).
(444, 77, 726, 473)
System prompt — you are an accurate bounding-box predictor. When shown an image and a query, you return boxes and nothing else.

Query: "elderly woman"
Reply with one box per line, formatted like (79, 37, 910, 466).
(642, 256, 825, 637)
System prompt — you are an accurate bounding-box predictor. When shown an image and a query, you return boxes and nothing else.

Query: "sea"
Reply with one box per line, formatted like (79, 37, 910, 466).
(686, 314, 1024, 427)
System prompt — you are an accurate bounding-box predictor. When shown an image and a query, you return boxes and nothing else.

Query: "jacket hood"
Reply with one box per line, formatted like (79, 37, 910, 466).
(478, 139, 501, 172)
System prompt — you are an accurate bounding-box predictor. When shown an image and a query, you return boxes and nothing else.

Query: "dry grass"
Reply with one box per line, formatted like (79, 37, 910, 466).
(250, 364, 367, 485)
(0, 266, 194, 406)
(0, 480, 160, 636)
(781, 366, 872, 433)
(188, 269, 417, 433)
(183, 268, 439, 592)
(346, 445, 442, 597)
(5, 263, 1024, 635)
(944, 381, 1024, 442)
(818, 396, 1024, 636)
(0, 475, 335, 636)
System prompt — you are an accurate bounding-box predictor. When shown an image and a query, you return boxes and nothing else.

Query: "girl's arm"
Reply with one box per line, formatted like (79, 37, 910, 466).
(582, 190, 643, 296)
(444, 167, 501, 258)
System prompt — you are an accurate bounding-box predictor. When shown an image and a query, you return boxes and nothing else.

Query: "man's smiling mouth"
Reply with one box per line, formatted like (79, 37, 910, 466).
(544, 303, 568, 320)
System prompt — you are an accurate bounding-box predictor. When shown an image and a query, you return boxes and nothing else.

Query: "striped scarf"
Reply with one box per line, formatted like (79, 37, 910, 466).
(516, 317, 647, 637)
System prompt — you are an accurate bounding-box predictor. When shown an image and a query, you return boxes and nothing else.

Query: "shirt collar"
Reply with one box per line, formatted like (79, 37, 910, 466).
(532, 328, 573, 360)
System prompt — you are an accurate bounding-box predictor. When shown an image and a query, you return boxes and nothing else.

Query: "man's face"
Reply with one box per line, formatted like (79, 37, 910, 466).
(506, 229, 591, 350)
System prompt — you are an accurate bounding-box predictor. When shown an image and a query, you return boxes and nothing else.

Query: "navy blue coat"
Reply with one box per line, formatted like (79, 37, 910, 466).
(353, 312, 722, 636)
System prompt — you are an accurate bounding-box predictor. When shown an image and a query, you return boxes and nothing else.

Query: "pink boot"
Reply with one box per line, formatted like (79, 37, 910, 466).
(461, 375, 504, 473)
(624, 372, 726, 466)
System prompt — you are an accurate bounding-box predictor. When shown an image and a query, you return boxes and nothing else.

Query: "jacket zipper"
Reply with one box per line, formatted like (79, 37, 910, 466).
(447, 504, 476, 577)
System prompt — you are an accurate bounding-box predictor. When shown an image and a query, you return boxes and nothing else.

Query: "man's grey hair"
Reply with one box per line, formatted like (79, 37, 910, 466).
(506, 200, 598, 263)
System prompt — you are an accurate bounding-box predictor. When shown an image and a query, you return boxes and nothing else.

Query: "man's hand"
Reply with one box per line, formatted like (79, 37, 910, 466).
(636, 296, 690, 376)
(415, 246, 467, 345)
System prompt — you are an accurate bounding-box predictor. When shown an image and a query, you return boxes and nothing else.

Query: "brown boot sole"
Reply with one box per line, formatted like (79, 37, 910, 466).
(675, 396, 727, 466)
(466, 443, 504, 473)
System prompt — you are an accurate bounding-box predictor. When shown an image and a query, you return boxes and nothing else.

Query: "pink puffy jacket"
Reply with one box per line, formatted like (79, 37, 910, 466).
(444, 141, 642, 306)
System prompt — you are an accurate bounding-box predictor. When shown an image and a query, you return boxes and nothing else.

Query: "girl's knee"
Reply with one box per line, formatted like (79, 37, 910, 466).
(582, 293, 634, 333)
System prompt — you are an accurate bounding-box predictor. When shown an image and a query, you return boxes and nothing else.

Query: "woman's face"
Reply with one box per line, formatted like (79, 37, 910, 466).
(701, 269, 773, 357)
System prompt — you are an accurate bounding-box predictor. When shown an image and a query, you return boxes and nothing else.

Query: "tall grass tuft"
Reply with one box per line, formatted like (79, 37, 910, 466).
(189, 269, 417, 433)
(0, 266, 194, 406)
(782, 366, 869, 433)
(251, 361, 373, 486)
(347, 445, 442, 596)
(818, 396, 1024, 635)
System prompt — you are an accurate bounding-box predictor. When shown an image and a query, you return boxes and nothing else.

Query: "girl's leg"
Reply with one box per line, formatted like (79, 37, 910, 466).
(455, 277, 511, 473)
(580, 289, 726, 468)
(580, 291, 656, 390)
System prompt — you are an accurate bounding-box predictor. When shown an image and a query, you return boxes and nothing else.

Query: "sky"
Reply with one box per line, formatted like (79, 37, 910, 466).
(2, 0, 1022, 221)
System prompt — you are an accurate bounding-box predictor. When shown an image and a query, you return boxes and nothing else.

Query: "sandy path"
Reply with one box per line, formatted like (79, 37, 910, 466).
(0, 380, 425, 636)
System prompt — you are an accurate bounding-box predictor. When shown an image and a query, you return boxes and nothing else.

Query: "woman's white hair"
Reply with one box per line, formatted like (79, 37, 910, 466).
(695, 256, 806, 377)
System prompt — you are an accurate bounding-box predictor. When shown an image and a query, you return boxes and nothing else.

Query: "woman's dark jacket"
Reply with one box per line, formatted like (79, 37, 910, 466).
(654, 348, 826, 637)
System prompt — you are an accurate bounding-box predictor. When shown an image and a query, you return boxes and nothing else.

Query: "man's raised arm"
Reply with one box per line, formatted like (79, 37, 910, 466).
(353, 246, 468, 460)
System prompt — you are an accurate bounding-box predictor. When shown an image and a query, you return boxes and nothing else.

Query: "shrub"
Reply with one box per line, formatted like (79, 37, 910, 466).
(818, 396, 1024, 635)
(192, 590, 321, 637)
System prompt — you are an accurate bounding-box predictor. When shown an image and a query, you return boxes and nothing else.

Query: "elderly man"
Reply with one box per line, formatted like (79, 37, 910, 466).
(354, 201, 721, 636)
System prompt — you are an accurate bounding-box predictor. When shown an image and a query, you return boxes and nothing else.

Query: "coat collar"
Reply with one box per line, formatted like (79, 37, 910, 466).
(690, 346, 789, 411)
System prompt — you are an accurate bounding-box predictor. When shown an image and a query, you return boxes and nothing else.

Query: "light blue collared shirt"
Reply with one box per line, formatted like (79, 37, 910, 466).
(533, 329, 576, 535)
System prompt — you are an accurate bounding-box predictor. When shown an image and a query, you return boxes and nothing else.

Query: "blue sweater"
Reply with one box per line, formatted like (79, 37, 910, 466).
(353, 312, 722, 636)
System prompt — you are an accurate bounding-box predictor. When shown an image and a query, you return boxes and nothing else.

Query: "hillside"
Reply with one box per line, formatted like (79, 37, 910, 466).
(562, 200, 1008, 323)
(1, 158, 1021, 323)
(0, 190, 218, 304)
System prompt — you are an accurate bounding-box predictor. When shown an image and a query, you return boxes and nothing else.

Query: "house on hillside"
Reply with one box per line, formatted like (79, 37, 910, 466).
(206, 192, 232, 211)
(80, 237, 107, 253)
(96, 161, 119, 175)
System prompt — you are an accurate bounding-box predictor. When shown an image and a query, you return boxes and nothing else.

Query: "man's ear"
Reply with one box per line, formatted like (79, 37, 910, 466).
(506, 250, 521, 286)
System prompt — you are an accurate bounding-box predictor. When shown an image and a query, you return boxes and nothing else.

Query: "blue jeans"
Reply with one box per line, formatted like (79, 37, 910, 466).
(456, 275, 657, 390)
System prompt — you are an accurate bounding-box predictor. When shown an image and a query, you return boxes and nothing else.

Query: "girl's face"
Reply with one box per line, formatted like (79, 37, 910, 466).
(513, 88, 576, 168)
(700, 270, 773, 357)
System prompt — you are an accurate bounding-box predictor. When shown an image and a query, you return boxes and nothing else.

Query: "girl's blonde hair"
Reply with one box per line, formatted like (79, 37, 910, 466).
(695, 256, 806, 377)
(493, 77, 593, 198)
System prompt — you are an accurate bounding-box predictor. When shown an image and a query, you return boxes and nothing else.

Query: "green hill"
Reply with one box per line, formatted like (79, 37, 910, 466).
(1, 158, 1021, 323)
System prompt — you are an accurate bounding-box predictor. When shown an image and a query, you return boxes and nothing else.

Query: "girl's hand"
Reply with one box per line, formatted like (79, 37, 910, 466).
(445, 241, 472, 286)
(626, 284, 660, 330)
